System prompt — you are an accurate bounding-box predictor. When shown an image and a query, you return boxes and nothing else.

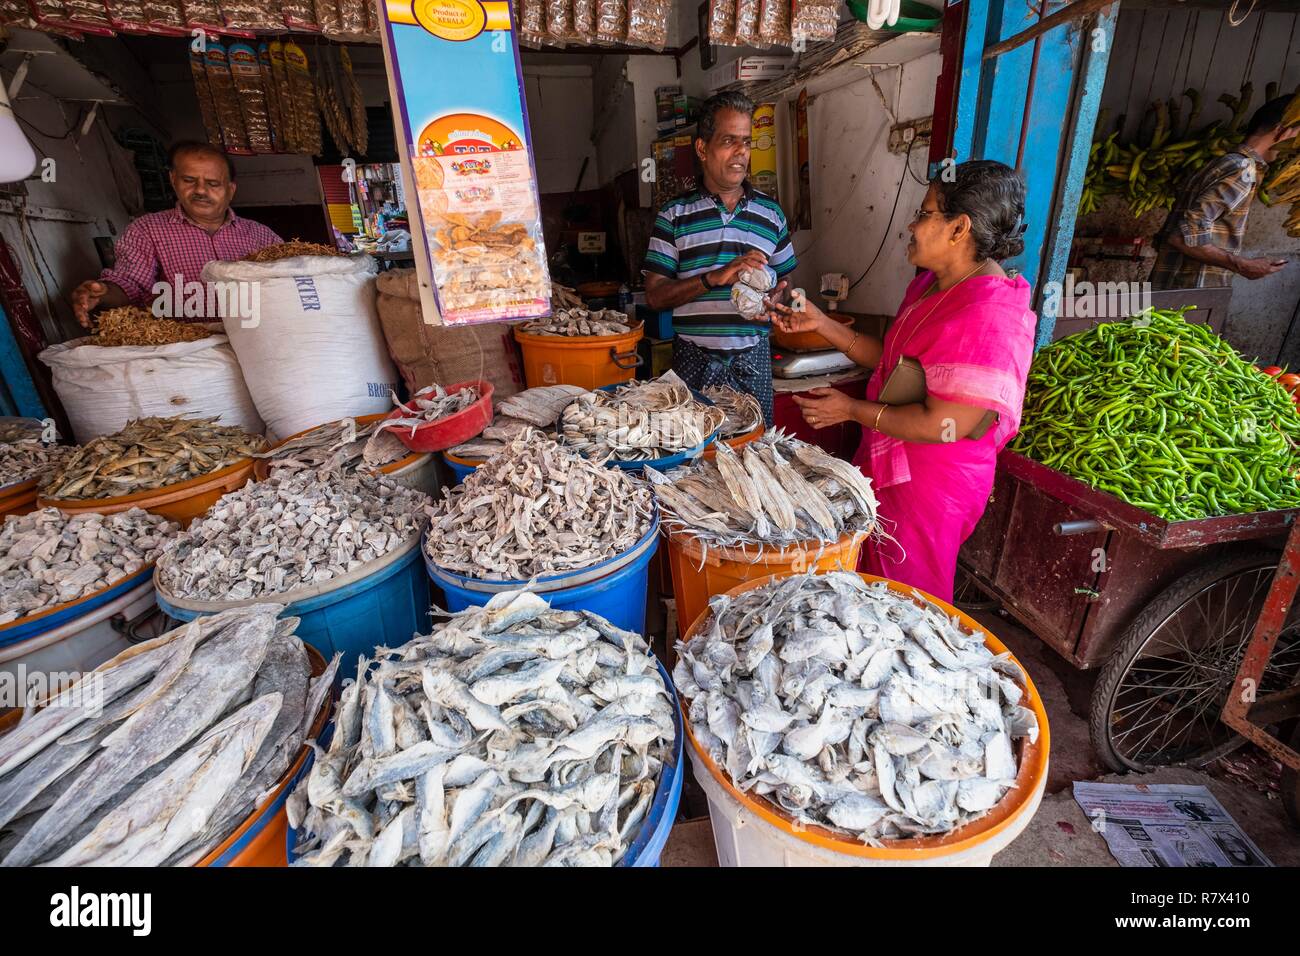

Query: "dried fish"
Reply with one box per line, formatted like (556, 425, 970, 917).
(242, 240, 344, 262)
(0, 420, 43, 444)
(158, 471, 433, 602)
(376, 383, 480, 438)
(647, 430, 879, 550)
(0, 508, 179, 625)
(0, 606, 336, 866)
(42, 416, 266, 500)
(426, 434, 653, 582)
(560, 371, 726, 463)
(520, 308, 634, 337)
(253, 418, 408, 478)
(448, 386, 585, 460)
(289, 590, 674, 866)
(0, 441, 74, 488)
(674, 571, 1038, 843)
(89, 307, 213, 348)
(702, 386, 763, 438)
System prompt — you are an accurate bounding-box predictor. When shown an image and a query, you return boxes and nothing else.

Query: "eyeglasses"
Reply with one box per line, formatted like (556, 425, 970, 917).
(912, 208, 943, 222)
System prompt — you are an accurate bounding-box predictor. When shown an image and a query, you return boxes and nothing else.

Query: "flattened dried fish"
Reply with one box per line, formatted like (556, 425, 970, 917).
(560, 371, 726, 463)
(376, 384, 480, 438)
(253, 418, 407, 477)
(702, 387, 762, 438)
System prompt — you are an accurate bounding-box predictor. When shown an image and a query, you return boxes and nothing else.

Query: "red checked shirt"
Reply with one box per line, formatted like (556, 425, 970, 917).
(100, 205, 282, 320)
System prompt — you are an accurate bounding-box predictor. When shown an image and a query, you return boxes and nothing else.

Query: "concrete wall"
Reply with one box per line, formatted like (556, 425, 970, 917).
(523, 64, 599, 195)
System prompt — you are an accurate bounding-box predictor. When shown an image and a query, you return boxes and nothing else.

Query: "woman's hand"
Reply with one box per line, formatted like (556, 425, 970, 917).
(792, 387, 855, 429)
(768, 290, 829, 335)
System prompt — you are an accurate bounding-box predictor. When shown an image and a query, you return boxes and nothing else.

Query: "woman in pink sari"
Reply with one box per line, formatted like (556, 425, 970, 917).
(769, 160, 1036, 602)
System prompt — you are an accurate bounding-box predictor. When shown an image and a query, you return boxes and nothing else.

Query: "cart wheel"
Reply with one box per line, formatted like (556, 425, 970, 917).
(953, 564, 999, 612)
(1283, 721, 1300, 830)
(1090, 548, 1300, 774)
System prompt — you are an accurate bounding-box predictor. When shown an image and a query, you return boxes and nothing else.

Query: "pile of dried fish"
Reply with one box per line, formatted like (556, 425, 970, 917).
(157, 471, 432, 602)
(520, 309, 634, 337)
(647, 431, 879, 550)
(253, 417, 409, 478)
(378, 384, 480, 438)
(0, 605, 339, 866)
(242, 240, 344, 262)
(426, 435, 653, 582)
(288, 590, 674, 867)
(41, 416, 266, 501)
(703, 386, 763, 438)
(448, 385, 586, 461)
(90, 307, 212, 347)
(0, 441, 73, 488)
(675, 571, 1038, 843)
(0, 508, 179, 625)
(0, 420, 43, 444)
(561, 371, 725, 463)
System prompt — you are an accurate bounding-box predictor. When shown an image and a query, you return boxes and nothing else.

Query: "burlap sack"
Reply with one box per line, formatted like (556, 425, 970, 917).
(375, 269, 525, 400)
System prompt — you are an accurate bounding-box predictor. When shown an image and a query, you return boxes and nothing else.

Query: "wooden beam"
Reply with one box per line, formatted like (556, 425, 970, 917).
(983, 0, 1116, 61)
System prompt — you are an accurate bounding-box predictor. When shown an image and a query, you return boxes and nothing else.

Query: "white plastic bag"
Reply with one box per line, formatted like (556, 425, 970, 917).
(202, 253, 399, 440)
(38, 334, 264, 444)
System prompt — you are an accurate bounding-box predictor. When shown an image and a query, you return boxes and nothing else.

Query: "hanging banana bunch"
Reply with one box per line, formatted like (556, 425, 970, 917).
(1260, 89, 1300, 236)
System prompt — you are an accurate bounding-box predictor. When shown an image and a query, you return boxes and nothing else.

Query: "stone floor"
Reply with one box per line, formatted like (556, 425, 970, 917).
(659, 606, 1299, 867)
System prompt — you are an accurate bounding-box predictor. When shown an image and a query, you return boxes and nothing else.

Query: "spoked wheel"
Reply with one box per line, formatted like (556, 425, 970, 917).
(1091, 549, 1300, 774)
(953, 563, 999, 612)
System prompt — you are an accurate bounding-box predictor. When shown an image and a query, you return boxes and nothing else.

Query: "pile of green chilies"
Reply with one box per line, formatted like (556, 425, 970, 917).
(1012, 308, 1300, 522)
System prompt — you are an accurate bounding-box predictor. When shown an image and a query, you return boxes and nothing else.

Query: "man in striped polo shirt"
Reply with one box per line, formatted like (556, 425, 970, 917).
(642, 91, 797, 425)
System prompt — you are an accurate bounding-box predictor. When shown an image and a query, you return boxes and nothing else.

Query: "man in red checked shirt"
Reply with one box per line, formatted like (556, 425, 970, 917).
(68, 141, 282, 326)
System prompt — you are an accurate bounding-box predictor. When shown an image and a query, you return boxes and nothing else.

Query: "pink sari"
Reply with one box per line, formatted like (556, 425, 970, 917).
(857, 271, 1036, 602)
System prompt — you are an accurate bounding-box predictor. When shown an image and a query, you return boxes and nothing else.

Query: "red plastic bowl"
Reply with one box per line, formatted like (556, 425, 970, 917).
(383, 379, 494, 453)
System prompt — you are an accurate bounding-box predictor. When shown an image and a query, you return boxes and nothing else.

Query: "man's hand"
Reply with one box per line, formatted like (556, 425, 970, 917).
(70, 280, 109, 328)
(1233, 256, 1287, 280)
(707, 250, 768, 288)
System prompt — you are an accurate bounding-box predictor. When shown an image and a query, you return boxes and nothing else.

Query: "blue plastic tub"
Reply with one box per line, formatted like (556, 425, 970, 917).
(285, 660, 682, 866)
(426, 518, 659, 635)
(442, 453, 481, 485)
(157, 537, 430, 674)
(0, 564, 153, 648)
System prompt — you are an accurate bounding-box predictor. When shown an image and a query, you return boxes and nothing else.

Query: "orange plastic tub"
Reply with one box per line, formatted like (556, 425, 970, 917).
(771, 311, 853, 353)
(514, 321, 644, 389)
(702, 425, 765, 460)
(37, 458, 256, 527)
(680, 572, 1050, 866)
(0, 480, 38, 519)
(252, 412, 430, 482)
(666, 528, 867, 639)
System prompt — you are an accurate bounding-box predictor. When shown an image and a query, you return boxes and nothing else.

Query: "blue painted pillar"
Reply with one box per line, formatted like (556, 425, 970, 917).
(0, 303, 47, 420)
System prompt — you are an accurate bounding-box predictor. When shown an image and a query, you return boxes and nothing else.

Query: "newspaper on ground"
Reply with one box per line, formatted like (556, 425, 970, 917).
(1072, 781, 1272, 867)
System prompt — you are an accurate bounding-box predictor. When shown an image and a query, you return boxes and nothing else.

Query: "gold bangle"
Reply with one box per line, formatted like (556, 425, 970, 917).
(872, 404, 887, 431)
(843, 331, 860, 355)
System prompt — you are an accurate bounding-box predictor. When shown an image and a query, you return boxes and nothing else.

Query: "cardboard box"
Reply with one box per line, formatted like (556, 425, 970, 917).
(707, 56, 791, 92)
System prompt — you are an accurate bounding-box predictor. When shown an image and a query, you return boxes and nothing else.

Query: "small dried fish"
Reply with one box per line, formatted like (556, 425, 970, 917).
(520, 309, 633, 337)
(702, 387, 763, 438)
(89, 307, 212, 348)
(0, 441, 74, 488)
(157, 471, 433, 602)
(377, 384, 480, 438)
(289, 591, 673, 867)
(561, 371, 726, 463)
(0, 420, 43, 444)
(647, 430, 878, 550)
(242, 240, 344, 262)
(426, 434, 653, 582)
(42, 416, 266, 500)
(253, 418, 408, 478)
(674, 571, 1037, 843)
(0, 508, 179, 625)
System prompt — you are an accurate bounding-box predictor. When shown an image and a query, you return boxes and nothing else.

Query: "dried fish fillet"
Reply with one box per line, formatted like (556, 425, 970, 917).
(253, 417, 408, 478)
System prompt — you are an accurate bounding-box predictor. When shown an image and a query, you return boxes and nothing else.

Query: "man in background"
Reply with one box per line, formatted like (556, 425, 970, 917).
(1151, 96, 1298, 289)
(642, 91, 797, 425)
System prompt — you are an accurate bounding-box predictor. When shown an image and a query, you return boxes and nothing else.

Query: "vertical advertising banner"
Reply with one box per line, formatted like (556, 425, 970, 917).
(378, 0, 552, 325)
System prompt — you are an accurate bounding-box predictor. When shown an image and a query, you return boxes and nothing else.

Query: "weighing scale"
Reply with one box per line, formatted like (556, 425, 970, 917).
(770, 273, 857, 379)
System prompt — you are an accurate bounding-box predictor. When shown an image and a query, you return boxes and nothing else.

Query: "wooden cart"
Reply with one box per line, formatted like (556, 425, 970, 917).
(959, 451, 1300, 822)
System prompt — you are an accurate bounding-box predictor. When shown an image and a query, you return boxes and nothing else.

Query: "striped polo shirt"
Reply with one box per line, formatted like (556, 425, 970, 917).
(642, 182, 797, 350)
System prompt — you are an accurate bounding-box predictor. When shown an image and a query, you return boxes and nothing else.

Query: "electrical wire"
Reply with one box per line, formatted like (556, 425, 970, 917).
(847, 136, 915, 292)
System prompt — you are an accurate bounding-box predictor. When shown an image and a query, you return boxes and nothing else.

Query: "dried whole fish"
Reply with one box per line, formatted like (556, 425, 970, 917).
(702, 386, 763, 438)
(253, 418, 408, 478)
(561, 371, 726, 463)
(448, 386, 585, 460)
(0, 420, 44, 444)
(0, 606, 338, 866)
(520, 308, 634, 337)
(0, 508, 179, 625)
(241, 240, 344, 262)
(289, 590, 674, 867)
(674, 571, 1038, 844)
(426, 435, 653, 582)
(158, 471, 433, 603)
(42, 416, 266, 500)
(647, 430, 880, 551)
(377, 383, 480, 438)
(89, 307, 213, 348)
(0, 441, 74, 488)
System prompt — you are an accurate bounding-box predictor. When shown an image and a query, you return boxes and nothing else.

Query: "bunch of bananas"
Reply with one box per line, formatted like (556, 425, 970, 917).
(1080, 85, 1260, 221)
(1260, 92, 1300, 237)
